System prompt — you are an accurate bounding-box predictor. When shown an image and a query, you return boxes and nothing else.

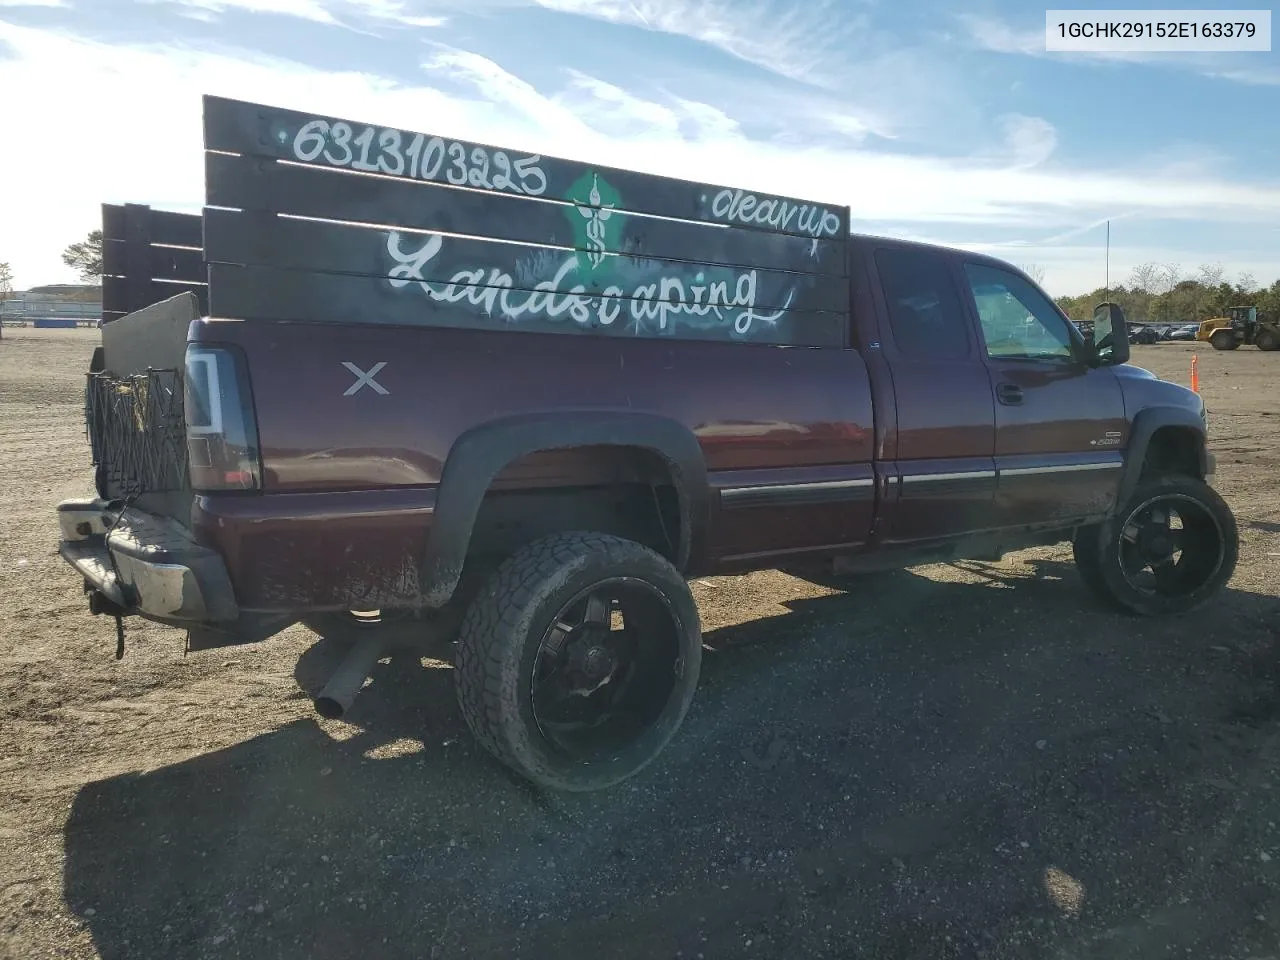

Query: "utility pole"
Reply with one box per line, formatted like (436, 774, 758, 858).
(1105, 219, 1110, 299)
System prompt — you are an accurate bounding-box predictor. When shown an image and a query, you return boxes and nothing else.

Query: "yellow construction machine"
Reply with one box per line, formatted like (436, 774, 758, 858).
(1197, 306, 1279, 351)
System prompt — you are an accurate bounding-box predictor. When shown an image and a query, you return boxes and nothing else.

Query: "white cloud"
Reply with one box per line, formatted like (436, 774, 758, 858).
(175, 5, 218, 21)
(151, 0, 339, 22)
(1206, 67, 1280, 86)
(424, 47, 595, 141)
(824, 113, 881, 142)
(958, 13, 1042, 56)
(522, 0, 938, 143)
(533, 0, 859, 88)
(1036, 214, 1139, 247)
(141, 0, 447, 27)
(345, 0, 446, 27)
(1001, 114, 1057, 168)
(559, 71, 681, 139)
(672, 96, 741, 141)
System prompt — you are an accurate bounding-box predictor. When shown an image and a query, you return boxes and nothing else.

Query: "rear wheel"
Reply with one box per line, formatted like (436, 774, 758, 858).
(1073, 474, 1237, 616)
(1209, 330, 1238, 351)
(454, 532, 702, 791)
(1255, 327, 1279, 351)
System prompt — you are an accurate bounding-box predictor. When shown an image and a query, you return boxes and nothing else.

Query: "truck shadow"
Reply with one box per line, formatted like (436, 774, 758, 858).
(64, 563, 1280, 960)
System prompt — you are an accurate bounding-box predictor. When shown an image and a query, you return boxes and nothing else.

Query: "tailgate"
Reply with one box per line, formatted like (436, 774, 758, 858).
(86, 292, 201, 521)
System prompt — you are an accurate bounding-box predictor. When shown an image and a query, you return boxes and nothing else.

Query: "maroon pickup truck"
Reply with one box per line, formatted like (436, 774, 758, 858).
(57, 95, 1237, 791)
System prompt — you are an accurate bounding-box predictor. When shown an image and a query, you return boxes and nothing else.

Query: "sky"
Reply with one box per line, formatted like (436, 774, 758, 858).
(0, 0, 1277, 297)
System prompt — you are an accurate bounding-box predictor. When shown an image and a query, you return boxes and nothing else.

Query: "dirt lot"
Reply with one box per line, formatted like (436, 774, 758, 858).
(1, 327, 1279, 960)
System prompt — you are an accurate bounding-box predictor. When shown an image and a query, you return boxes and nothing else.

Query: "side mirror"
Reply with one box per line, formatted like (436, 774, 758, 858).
(1090, 301, 1130, 366)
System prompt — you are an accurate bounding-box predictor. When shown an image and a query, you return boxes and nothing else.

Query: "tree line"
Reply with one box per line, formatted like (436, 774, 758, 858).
(1052, 262, 1280, 326)
(0, 231, 102, 302)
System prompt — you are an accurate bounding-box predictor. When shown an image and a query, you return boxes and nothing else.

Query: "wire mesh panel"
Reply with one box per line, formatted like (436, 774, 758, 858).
(85, 369, 190, 498)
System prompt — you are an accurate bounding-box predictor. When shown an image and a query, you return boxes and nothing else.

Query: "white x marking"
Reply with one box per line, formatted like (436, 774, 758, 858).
(342, 361, 389, 396)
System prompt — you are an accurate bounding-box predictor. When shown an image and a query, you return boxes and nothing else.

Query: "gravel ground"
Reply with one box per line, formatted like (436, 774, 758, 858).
(1, 328, 1279, 960)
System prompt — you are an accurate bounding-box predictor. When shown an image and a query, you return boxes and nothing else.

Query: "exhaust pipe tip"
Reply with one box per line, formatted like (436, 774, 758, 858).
(312, 637, 386, 721)
(313, 696, 346, 720)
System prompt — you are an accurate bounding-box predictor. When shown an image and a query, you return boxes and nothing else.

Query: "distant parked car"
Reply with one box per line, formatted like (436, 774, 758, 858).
(1130, 325, 1160, 345)
(1168, 323, 1198, 341)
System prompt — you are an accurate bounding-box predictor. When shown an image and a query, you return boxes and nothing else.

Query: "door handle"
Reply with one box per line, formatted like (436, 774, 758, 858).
(996, 382, 1024, 405)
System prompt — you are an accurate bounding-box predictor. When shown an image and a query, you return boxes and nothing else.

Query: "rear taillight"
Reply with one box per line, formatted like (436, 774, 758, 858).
(184, 345, 262, 492)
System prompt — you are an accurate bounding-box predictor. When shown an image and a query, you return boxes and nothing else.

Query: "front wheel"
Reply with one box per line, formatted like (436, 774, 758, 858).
(1073, 474, 1238, 616)
(453, 532, 702, 792)
(1210, 330, 1238, 351)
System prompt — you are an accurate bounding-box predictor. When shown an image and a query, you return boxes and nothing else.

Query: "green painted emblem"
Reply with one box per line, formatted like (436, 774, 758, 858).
(565, 172, 622, 273)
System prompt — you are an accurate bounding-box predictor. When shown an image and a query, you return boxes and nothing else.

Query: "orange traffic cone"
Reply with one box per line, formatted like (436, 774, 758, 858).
(1190, 354, 1200, 394)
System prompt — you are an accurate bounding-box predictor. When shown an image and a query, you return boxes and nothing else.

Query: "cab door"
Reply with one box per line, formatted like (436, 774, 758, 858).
(867, 243, 999, 543)
(958, 260, 1127, 527)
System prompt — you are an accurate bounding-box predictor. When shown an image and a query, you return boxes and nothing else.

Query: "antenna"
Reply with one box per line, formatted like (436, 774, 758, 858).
(1105, 219, 1110, 299)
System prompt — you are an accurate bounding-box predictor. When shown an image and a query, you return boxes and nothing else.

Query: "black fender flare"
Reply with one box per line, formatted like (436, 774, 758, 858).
(1117, 406, 1208, 508)
(419, 411, 709, 607)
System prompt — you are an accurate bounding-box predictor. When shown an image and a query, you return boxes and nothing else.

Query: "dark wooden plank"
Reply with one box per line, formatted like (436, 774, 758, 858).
(102, 295, 126, 318)
(102, 240, 204, 283)
(205, 154, 845, 277)
(146, 209, 204, 249)
(101, 248, 127, 315)
(102, 238, 124, 277)
(203, 208, 849, 315)
(103, 276, 208, 317)
(102, 204, 202, 248)
(101, 203, 129, 242)
(204, 95, 849, 241)
(102, 204, 120, 241)
(208, 263, 846, 348)
(124, 204, 152, 315)
(146, 245, 205, 282)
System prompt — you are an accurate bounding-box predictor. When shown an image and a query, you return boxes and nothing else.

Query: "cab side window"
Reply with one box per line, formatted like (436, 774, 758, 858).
(874, 248, 971, 360)
(963, 263, 1074, 361)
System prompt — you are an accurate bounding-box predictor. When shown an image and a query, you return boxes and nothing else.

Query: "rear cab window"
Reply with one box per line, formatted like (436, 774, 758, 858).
(873, 247, 972, 360)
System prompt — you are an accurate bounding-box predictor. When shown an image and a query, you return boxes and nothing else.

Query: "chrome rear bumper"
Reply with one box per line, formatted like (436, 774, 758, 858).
(56, 498, 238, 624)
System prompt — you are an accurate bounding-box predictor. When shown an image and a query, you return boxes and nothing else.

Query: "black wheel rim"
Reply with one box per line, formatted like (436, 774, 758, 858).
(1116, 493, 1225, 598)
(530, 578, 682, 761)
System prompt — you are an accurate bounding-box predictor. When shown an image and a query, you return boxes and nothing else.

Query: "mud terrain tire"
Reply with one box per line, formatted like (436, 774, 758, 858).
(1210, 330, 1238, 351)
(1254, 327, 1279, 352)
(454, 532, 702, 792)
(1073, 474, 1238, 616)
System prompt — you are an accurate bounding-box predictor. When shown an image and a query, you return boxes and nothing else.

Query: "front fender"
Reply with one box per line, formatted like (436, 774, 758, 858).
(419, 411, 709, 607)
(1117, 405, 1208, 508)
